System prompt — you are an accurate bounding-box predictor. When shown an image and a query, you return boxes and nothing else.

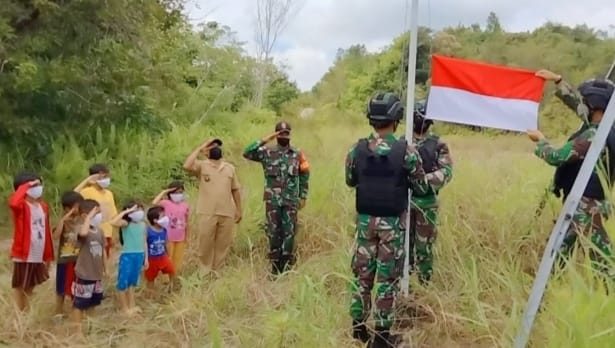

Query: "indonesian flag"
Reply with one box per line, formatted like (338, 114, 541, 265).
(425, 55, 545, 132)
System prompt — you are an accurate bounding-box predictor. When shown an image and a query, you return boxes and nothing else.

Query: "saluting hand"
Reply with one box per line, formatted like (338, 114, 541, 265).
(527, 129, 545, 142)
(535, 69, 561, 82)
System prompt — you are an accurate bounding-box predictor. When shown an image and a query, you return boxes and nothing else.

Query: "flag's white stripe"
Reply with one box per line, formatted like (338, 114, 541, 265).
(425, 86, 539, 132)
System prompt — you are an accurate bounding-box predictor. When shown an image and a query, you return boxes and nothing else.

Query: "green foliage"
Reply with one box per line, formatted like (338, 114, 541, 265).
(311, 14, 615, 136)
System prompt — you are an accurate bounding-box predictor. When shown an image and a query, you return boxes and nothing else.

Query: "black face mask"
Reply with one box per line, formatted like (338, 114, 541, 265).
(277, 138, 290, 147)
(209, 147, 222, 160)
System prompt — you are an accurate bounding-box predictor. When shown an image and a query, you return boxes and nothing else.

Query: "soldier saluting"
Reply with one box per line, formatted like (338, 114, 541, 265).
(243, 121, 310, 276)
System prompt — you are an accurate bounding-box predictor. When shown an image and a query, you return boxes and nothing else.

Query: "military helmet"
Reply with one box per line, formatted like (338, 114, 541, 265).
(578, 78, 615, 111)
(366, 92, 404, 121)
(413, 98, 433, 133)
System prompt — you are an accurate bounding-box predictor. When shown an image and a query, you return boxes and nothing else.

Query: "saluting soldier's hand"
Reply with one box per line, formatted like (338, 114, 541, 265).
(262, 131, 281, 143)
(535, 70, 561, 82)
(527, 129, 545, 142)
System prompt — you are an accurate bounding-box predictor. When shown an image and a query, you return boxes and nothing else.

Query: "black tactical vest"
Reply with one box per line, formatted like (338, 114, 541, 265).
(552, 125, 615, 201)
(354, 138, 408, 216)
(417, 135, 439, 173)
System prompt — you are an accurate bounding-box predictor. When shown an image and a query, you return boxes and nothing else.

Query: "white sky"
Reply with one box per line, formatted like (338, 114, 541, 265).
(186, 0, 615, 91)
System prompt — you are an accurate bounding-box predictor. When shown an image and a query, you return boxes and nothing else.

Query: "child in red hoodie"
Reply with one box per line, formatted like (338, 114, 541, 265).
(9, 172, 54, 311)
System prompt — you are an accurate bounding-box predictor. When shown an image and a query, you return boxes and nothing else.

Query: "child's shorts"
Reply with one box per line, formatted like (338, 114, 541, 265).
(55, 261, 76, 297)
(117, 252, 145, 291)
(12, 262, 49, 289)
(72, 278, 103, 310)
(145, 256, 175, 282)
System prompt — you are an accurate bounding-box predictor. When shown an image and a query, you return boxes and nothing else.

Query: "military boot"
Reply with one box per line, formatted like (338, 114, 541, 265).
(351, 320, 370, 343)
(370, 327, 401, 348)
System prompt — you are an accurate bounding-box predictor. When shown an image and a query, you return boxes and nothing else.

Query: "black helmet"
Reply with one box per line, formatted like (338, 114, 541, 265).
(366, 92, 404, 121)
(578, 78, 615, 111)
(413, 99, 433, 134)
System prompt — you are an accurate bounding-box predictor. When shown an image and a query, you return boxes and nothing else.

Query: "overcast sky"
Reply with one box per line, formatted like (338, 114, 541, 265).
(186, 0, 614, 91)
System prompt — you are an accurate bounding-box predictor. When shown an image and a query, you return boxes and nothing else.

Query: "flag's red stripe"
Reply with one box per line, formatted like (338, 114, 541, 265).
(431, 55, 545, 102)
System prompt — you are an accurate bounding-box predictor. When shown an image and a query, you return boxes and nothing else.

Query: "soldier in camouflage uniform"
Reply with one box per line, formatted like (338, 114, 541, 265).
(530, 70, 615, 277)
(243, 121, 309, 275)
(406, 99, 453, 285)
(346, 92, 428, 348)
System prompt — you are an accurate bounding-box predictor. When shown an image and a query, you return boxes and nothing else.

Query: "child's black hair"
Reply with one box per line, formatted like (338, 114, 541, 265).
(119, 199, 143, 246)
(147, 206, 165, 225)
(61, 191, 84, 209)
(88, 163, 109, 175)
(13, 171, 41, 191)
(167, 180, 185, 198)
(79, 199, 100, 215)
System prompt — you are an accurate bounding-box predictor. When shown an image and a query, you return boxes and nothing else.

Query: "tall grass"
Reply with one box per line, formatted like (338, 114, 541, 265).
(1, 108, 614, 347)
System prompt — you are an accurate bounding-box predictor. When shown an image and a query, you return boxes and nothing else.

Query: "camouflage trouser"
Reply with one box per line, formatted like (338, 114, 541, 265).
(265, 202, 298, 264)
(557, 197, 615, 277)
(408, 206, 438, 284)
(350, 215, 404, 329)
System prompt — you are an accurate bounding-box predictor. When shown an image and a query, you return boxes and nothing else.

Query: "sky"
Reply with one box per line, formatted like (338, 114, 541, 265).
(186, 0, 615, 91)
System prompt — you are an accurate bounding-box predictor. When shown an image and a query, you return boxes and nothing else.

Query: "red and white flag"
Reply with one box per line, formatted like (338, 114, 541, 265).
(426, 55, 545, 132)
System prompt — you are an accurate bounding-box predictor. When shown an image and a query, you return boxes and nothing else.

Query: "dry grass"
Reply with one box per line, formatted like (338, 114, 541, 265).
(1, 115, 615, 347)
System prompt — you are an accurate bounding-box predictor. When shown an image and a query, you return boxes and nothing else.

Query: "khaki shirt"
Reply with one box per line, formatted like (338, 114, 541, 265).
(192, 159, 240, 217)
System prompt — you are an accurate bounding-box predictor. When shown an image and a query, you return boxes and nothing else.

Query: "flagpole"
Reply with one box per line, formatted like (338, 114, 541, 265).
(401, 0, 419, 297)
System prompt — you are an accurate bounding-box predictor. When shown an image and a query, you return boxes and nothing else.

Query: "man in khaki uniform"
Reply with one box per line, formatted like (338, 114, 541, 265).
(183, 138, 242, 272)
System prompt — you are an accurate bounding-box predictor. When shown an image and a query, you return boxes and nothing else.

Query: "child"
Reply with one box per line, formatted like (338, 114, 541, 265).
(72, 199, 106, 326)
(54, 191, 84, 317)
(152, 181, 190, 273)
(109, 201, 148, 315)
(9, 172, 54, 311)
(145, 206, 176, 291)
(74, 163, 118, 260)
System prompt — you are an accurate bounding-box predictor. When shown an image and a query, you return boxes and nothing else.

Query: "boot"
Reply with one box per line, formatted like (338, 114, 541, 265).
(370, 327, 401, 348)
(351, 320, 370, 343)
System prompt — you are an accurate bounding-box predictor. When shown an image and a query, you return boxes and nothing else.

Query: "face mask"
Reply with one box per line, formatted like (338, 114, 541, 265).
(209, 147, 222, 160)
(128, 210, 144, 222)
(97, 178, 111, 188)
(170, 193, 184, 203)
(26, 185, 43, 199)
(90, 213, 103, 227)
(277, 138, 290, 147)
(157, 216, 170, 228)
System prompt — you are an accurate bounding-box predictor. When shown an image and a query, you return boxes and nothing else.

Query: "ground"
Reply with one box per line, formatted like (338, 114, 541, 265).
(1, 124, 615, 347)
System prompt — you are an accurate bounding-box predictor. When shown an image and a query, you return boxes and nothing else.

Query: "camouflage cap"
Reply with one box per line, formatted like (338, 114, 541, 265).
(275, 121, 291, 134)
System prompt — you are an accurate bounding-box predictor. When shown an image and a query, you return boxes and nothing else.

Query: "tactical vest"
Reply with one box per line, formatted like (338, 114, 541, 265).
(552, 125, 615, 201)
(417, 135, 439, 173)
(354, 139, 408, 216)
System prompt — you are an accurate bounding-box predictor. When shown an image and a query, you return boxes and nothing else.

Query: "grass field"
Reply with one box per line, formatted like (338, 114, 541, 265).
(1, 112, 615, 347)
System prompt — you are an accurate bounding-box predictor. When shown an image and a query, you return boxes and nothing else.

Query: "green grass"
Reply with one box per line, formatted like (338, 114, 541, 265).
(1, 110, 615, 347)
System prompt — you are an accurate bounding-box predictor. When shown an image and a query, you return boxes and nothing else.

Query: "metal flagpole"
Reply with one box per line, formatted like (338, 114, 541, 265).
(401, 0, 419, 296)
(513, 89, 615, 347)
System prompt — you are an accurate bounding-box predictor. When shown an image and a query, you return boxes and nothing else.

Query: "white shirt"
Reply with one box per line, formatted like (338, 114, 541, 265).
(26, 202, 46, 263)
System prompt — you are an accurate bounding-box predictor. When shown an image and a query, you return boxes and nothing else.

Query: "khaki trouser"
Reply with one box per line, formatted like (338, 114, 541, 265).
(198, 215, 235, 271)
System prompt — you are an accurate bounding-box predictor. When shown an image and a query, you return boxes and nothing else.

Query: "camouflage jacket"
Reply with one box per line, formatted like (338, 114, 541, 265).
(411, 133, 453, 208)
(243, 140, 309, 207)
(345, 132, 429, 223)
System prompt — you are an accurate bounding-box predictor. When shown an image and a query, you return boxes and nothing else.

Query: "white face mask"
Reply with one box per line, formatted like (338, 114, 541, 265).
(169, 193, 184, 203)
(26, 185, 44, 199)
(97, 178, 111, 188)
(128, 210, 144, 222)
(157, 216, 170, 228)
(90, 213, 103, 227)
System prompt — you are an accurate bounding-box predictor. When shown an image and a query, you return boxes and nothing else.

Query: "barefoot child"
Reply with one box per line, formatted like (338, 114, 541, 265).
(72, 200, 106, 326)
(54, 191, 84, 316)
(145, 206, 176, 291)
(9, 172, 54, 311)
(109, 201, 148, 315)
(152, 181, 190, 273)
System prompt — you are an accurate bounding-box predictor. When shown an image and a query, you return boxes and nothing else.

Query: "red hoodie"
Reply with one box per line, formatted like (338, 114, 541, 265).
(9, 183, 54, 262)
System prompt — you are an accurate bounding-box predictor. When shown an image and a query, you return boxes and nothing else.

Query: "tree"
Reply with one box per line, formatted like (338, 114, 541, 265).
(486, 12, 502, 33)
(253, 0, 301, 107)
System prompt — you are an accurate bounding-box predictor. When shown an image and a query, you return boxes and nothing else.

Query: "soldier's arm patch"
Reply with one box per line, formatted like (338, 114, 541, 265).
(299, 151, 310, 172)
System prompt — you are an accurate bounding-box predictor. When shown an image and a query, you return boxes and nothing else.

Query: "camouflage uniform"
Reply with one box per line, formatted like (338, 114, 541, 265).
(243, 139, 309, 272)
(346, 133, 428, 329)
(535, 80, 615, 276)
(408, 133, 453, 284)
